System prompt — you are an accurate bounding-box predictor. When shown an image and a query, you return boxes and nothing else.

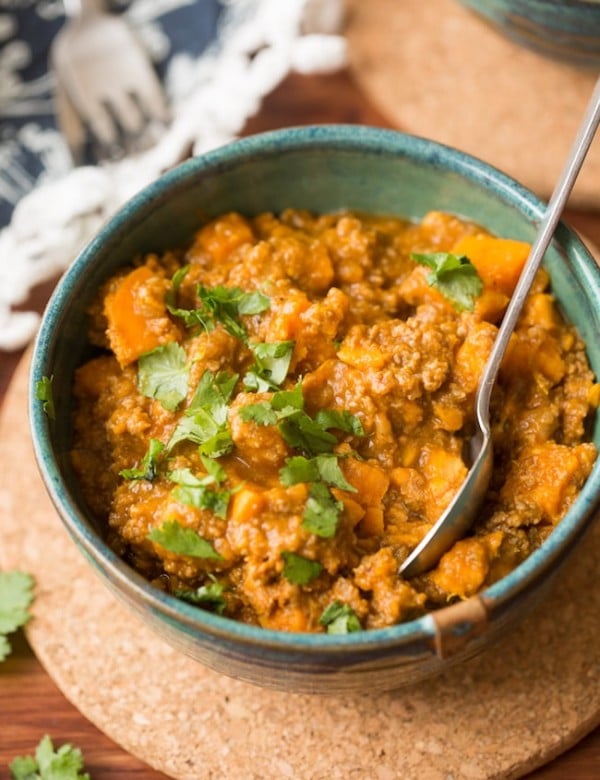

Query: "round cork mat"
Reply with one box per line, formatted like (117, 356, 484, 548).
(1, 354, 600, 780)
(346, 0, 600, 209)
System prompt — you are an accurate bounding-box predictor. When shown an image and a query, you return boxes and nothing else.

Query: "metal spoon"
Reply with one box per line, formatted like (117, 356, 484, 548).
(400, 75, 600, 579)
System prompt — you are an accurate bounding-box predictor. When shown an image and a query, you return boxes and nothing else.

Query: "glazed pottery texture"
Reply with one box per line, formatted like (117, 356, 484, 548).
(30, 126, 600, 694)
(457, 0, 600, 68)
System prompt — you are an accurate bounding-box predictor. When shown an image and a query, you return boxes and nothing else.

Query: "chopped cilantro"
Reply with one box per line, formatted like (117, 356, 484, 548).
(411, 252, 483, 312)
(239, 384, 363, 539)
(278, 411, 338, 455)
(314, 409, 365, 437)
(319, 601, 362, 634)
(240, 384, 363, 458)
(172, 484, 226, 515)
(171, 284, 270, 342)
(312, 454, 356, 491)
(281, 552, 323, 585)
(35, 376, 55, 420)
(302, 482, 343, 538)
(243, 340, 294, 392)
(169, 463, 230, 517)
(166, 266, 213, 331)
(138, 342, 189, 411)
(236, 290, 271, 315)
(239, 400, 278, 426)
(167, 370, 237, 457)
(200, 454, 227, 484)
(175, 579, 227, 614)
(279, 455, 320, 486)
(188, 370, 238, 421)
(120, 438, 165, 481)
(271, 380, 304, 412)
(9, 734, 90, 780)
(280, 454, 356, 492)
(148, 520, 223, 559)
(0, 571, 35, 662)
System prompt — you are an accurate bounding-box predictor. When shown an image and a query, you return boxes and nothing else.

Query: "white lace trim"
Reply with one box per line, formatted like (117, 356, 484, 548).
(0, 0, 347, 351)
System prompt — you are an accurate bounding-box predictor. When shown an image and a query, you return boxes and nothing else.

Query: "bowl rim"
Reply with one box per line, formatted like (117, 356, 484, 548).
(29, 124, 600, 654)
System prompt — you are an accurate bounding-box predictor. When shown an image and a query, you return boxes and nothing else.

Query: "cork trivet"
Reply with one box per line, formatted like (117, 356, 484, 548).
(346, 0, 600, 209)
(1, 355, 600, 780)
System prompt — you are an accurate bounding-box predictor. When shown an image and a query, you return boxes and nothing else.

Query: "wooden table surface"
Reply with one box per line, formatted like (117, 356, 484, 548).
(1, 70, 599, 779)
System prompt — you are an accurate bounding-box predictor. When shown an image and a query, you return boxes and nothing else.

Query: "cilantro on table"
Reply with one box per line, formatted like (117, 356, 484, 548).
(319, 600, 362, 634)
(9, 734, 89, 780)
(120, 438, 165, 481)
(0, 571, 35, 662)
(138, 342, 189, 411)
(175, 578, 227, 614)
(243, 340, 295, 392)
(35, 376, 55, 420)
(411, 251, 483, 312)
(147, 520, 223, 559)
(281, 551, 323, 585)
(167, 369, 238, 457)
(166, 270, 270, 342)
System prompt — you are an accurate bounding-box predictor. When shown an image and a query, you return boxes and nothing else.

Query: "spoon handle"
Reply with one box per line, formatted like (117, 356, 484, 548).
(399, 75, 600, 579)
(476, 75, 600, 427)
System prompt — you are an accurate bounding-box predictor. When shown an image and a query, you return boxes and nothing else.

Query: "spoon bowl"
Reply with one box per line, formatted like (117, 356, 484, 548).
(399, 75, 600, 578)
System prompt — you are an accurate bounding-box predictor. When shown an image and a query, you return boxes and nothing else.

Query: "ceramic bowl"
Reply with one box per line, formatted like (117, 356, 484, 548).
(29, 126, 600, 694)
(457, 0, 600, 68)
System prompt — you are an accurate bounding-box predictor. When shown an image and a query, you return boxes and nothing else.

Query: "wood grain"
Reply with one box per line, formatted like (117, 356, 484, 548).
(1, 69, 599, 779)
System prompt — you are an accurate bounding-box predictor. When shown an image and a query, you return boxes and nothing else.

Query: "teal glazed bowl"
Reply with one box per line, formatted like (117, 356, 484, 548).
(30, 126, 600, 694)
(457, 0, 600, 68)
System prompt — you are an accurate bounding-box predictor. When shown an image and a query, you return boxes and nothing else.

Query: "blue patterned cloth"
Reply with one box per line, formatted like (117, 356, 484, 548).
(0, 0, 223, 228)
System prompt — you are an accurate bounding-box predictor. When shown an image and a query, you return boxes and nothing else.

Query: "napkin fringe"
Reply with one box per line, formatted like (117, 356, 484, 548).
(0, 0, 347, 352)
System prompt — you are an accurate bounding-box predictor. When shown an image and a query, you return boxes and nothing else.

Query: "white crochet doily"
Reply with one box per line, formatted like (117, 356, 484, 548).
(0, 0, 346, 351)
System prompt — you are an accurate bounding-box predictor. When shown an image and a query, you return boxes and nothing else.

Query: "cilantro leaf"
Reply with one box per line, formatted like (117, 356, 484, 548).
(167, 370, 237, 456)
(0, 571, 34, 662)
(238, 401, 278, 426)
(313, 454, 356, 492)
(279, 456, 320, 486)
(168, 464, 230, 518)
(280, 454, 356, 492)
(271, 380, 304, 412)
(166, 266, 214, 332)
(319, 601, 362, 634)
(239, 382, 340, 456)
(279, 411, 337, 455)
(281, 552, 323, 585)
(176, 285, 270, 342)
(9, 734, 90, 780)
(200, 454, 227, 484)
(138, 342, 189, 411)
(176, 579, 227, 614)
(35, 376, 55, 420)
(314, 409, 364, 437)
(120, 438, 165, 481)
(236, 290, 271, 315)
(411, 252, 483, 312)
(188, 370, 238, 422)
(243, 340, 294, 392)
(302, 482, 342, 538)
(172, 485, 230, 518)
(148, 521, 223, 559)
